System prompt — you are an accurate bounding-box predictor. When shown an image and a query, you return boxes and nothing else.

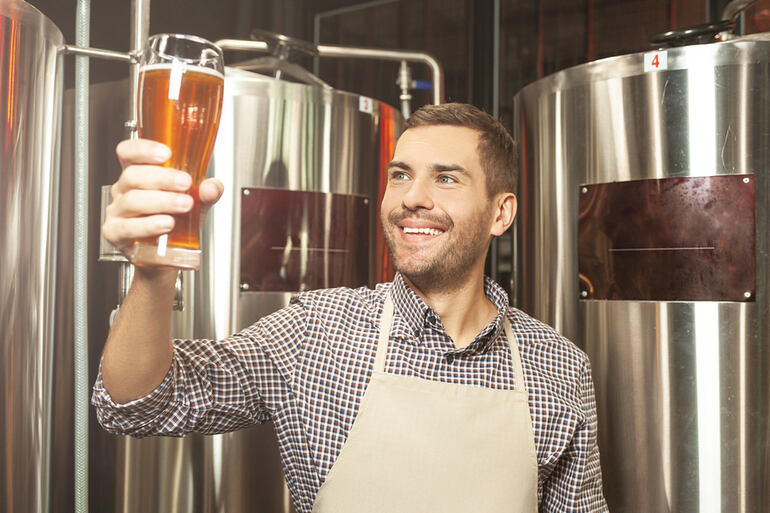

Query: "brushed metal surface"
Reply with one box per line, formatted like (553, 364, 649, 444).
(58, 68, 403, 513)
(514, 37, 770, 512)
(0, 2, 63, 512)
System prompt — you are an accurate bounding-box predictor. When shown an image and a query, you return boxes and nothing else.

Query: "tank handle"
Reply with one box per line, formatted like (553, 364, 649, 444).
(649, 21, 734, 47)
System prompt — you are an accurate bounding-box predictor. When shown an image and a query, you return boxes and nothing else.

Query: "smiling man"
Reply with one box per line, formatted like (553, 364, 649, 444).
(94, 103, 608, 513)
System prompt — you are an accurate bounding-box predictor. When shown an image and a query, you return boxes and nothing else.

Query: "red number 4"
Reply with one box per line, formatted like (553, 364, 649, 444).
(651, 54, 660, 68)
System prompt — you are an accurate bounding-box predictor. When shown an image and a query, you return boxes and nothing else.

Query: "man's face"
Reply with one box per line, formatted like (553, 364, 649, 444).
(380, 125, 499, 287)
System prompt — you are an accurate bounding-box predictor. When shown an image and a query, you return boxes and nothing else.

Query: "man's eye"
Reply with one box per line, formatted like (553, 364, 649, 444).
(392, 171, 409, 180)
(438, 175, 457, 184)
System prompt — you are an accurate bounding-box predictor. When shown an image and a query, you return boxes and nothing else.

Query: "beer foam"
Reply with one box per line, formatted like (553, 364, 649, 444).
(139, 62, 224, 79)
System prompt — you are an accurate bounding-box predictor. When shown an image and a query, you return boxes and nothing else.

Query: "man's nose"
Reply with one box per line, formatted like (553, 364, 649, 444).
(401, 178, 434, 211)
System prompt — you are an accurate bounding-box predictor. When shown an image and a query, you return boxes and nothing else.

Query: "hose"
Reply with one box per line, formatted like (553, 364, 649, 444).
(74, 0, 91, 512)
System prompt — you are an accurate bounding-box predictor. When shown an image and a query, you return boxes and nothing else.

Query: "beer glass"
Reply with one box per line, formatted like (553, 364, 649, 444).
(130, 34, 225, 269)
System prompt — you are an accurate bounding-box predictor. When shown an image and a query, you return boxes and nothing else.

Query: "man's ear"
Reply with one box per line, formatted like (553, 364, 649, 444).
(490, 193, 517, 237)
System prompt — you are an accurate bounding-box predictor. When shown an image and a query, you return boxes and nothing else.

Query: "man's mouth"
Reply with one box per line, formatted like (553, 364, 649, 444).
(387, 210, 452, 241)
(401, 226, 444, 236)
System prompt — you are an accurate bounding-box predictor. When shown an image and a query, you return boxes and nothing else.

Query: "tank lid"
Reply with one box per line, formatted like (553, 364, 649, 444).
(515, 36, 770, 100)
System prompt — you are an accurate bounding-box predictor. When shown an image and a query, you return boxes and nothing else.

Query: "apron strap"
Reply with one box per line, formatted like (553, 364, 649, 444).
(373, 294, 395, 373)
(503, 319, 527, 393)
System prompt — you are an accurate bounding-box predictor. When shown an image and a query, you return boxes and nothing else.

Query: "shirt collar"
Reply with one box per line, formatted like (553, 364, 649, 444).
(389, 273, 432, 340)
(388, 273, 510, 352)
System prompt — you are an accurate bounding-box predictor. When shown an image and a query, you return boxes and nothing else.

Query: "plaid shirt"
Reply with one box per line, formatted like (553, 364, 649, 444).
(93, 274, 608, 512)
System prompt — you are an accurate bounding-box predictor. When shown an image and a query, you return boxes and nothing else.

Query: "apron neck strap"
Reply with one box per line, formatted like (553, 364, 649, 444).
(374, 294, 395, 373)
(503, 318, 527, 393)
(375, 293, 527, 393)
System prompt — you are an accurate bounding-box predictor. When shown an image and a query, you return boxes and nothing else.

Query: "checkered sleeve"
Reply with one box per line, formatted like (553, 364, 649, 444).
(92, 302, 307, 438)
(540, 356, 609, 512)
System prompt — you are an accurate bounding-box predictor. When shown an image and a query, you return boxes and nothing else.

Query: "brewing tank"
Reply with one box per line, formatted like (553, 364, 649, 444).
(57, 66, 403, 512)
(0, 1, 64, 512)
(514, 37, 770, 512)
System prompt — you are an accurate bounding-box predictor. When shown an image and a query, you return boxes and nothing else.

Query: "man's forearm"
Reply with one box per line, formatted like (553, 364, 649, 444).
(100, 267, 177, 404)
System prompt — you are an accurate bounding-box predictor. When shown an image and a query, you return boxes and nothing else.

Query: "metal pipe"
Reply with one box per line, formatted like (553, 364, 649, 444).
(492, 0, 500, 118)
(312, 0, 399, 75)
(216, 39, 269, 52)
(722, 0, 758, 21)
(397, 60, 412, 118)
(111, 0, 151, 311)
(216, 38, 444, 105)
(71, 3, 151, 512)
(490, 0, 501, 283)
(64, 45, 133, 62)
(128, 0, 151, 137)
(317, 44, 444, 104)
(73, 2, 90, 513)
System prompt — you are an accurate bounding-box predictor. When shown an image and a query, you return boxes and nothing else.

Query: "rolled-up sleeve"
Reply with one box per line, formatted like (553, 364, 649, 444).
(541, 357, 608, 512)
(91, 301, 306, 438)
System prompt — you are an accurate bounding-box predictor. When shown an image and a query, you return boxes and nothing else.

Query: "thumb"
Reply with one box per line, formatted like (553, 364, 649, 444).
(200, 178, 224, 218)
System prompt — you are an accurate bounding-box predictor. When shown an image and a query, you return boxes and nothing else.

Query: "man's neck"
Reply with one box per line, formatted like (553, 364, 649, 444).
(403, 267, 499, 349)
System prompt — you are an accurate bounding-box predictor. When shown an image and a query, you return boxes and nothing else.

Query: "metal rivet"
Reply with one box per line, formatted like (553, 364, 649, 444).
(241, 283, 250, 290)
(744, 291, 751, 298)
(581, 291, 589, 298)
(243, 189, 250, 195)
(581, 187, 588, 194)
(363, 198, 369, 204)
(743, 177, 750, 184)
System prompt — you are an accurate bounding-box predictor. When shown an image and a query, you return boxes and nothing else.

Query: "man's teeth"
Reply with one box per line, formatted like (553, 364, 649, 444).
(403, 227, 442, 236)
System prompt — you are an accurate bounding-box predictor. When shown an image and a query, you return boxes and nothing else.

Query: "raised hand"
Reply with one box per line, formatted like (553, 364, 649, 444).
(102, 138, 224, 258)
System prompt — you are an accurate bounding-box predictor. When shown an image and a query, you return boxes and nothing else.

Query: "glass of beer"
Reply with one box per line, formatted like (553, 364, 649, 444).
(130, 34, 225, 269)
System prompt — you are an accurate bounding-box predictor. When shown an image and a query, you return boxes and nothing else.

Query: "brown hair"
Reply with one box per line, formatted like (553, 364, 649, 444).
(404, 103, 517, 196)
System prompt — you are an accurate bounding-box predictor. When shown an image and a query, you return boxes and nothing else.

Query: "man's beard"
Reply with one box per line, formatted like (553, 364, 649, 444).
(381, 207, 492, 292)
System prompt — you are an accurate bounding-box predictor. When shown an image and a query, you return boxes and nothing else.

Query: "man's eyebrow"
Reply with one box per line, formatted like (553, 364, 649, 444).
(387, 160, 412, 170)
(432, 163, 469, 175)
(386, 161, 470, 176)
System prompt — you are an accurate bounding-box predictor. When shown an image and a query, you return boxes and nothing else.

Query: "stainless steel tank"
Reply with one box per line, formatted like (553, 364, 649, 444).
(514, 38, 770, 512)
(57, 67, 403, 512)
(0, 1, 64, 512)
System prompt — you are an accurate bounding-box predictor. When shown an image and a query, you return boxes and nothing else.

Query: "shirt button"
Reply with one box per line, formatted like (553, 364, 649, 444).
(445, 353, 455, 364)
(413, 329, 420, 338)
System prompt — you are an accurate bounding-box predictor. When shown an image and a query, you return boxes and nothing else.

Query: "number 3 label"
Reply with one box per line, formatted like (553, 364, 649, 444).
(644, 51, 668, 72)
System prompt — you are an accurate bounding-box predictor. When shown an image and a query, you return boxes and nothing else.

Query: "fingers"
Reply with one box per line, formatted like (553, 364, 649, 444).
(113, 164, 192, 196)
(116, 138, 171, 169)
(199, 178, 224, 206)
(102, 215, 175, 251)
(107, 138, 227, 257)
(103, 188, 191, 250)
(108, 189, 193, 218)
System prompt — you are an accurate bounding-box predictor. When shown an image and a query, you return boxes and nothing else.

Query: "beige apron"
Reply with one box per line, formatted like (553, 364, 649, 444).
(312, 294, 539, 513)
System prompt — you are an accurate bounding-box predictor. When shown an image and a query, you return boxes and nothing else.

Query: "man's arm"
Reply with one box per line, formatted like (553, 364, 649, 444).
(100, 267, 177, 403)
(92, 302, 306, 437)
(99, 138, 223, 404)
(540, 357, 609, 512)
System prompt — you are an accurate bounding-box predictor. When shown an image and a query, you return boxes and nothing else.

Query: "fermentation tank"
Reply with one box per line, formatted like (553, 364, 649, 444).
(0, 1, 64, 512)
(56, 66, 403, 512)
(514, 37, 770, 512)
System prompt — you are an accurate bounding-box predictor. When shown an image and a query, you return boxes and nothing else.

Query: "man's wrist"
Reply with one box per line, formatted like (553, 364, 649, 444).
(133, 265, 179, 287)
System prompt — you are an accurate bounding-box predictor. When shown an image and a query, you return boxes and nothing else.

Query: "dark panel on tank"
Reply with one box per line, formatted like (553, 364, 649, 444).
(241, 188, 370, 292)
(578, 174, 756, 301)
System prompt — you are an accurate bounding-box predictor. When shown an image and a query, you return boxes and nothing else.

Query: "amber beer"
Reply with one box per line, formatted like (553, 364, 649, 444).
(131, 62, 224, 269)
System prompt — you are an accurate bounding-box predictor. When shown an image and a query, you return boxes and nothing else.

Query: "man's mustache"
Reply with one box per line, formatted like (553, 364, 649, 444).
(386, 209, 453, 231)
